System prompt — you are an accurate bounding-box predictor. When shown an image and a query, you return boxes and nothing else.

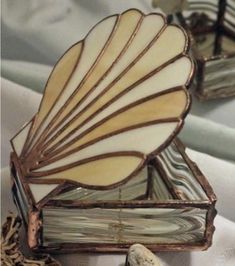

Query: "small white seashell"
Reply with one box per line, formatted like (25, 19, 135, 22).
(126, 244, 161, 266)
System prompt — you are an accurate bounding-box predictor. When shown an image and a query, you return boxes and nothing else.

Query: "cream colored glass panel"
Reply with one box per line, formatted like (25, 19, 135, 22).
(36, 123, 177, 172)
(50, 10, 143, 131)
(84, 14, 165, 106)
(46, 56, 191, 150)
(27, 15, 118, 151)
(47, 14, 165, 141)
(27, 43, 83, 142)
(29, 183, 58, 203)
(74, 57, 191, 138)
(42, 26, 186, 152)
(37, 155, 143, 187)
(104, 25, 186, 97)
(11, 121, 32, 156)
(47, 90, 186, 156)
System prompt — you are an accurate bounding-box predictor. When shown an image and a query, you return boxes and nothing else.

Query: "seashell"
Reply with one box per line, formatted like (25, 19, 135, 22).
(152, 0, 189, 14)
(126, 244, 161, 266)
(11, 9, 194, 189)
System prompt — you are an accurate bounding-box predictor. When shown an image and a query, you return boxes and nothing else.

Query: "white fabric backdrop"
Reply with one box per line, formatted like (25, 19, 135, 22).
(1, 0, 235, 265)
(2, 0, 235, 128)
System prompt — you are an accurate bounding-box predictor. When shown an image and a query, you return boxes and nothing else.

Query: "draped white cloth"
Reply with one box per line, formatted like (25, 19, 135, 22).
(1, 1, 235, 265)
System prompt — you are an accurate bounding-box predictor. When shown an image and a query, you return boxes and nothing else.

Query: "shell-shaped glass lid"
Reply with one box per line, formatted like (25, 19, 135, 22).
(11, 9, 194, 190)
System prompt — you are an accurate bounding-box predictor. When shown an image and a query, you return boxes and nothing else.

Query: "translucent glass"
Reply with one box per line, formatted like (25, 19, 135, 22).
(43, 207, 207, 244)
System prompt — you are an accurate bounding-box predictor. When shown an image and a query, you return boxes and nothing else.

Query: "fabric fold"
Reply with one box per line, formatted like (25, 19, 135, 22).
(1, 59, 51, 93)
(181, 115, 235, 161)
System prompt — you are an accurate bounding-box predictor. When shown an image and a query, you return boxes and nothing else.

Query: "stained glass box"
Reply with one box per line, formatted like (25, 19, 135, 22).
(177, 0, 235, 100)
(10, 9, 216, 253)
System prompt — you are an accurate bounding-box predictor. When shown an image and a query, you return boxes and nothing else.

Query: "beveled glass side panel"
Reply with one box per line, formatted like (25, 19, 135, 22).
(152, 167, 173, 200)
(225, 0, 235, 33)
(157, 142, 208, 201)
(203, 56, 235, 93)
(42, 207, 207, 245)
(12, 183, 28, 223)
(11, 166, 30, 222)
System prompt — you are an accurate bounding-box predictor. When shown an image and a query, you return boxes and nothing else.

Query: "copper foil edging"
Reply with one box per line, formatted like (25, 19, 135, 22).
(28, 210, 42, 249)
